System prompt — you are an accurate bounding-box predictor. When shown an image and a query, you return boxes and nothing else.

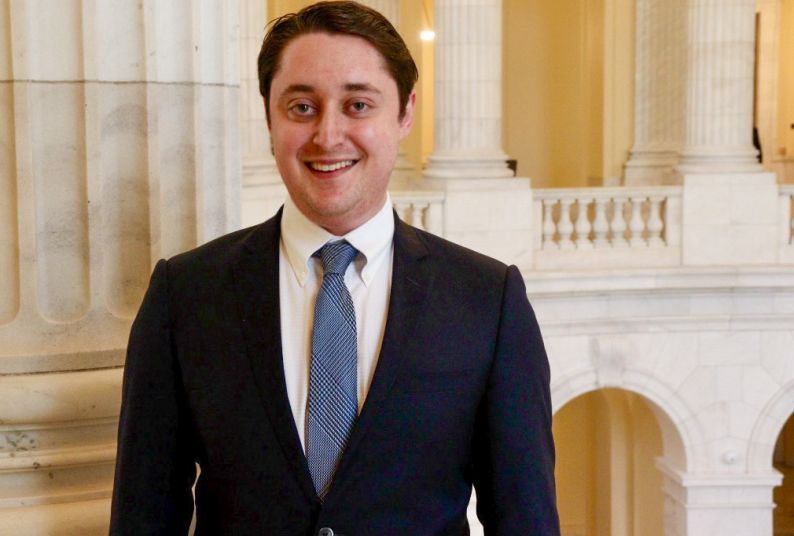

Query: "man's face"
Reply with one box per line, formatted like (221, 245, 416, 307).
(267, 32, 415, 235)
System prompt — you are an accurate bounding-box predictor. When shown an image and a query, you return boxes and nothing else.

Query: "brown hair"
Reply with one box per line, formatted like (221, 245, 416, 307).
(257, 1, 418, 121)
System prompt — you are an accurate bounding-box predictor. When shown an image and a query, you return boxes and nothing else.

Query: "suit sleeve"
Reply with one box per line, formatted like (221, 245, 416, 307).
(110, 259, 196, 535)
(472, 265, 560, 535)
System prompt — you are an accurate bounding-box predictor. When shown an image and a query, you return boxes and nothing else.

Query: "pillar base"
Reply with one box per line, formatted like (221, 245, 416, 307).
(390, 151, 418, 186)
(423, 153, 514, 179)
(420, 177, 533, 267)
(681, 172, 778, 265)
(624, 149, 681, 186)
(0, 368, 122, 535)
(677, 148, 762, 175)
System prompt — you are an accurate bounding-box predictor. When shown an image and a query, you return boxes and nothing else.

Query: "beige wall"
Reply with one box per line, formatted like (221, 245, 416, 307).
(779, 0, 794, 158)
(503, 0, 633, 188)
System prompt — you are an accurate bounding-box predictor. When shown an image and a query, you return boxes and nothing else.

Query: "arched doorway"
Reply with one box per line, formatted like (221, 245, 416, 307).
(774, 412, 794, 535)
(553, 388, 682, 536)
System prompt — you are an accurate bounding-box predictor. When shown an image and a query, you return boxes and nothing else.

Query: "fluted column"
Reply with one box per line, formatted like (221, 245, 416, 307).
(677, 0, 761, 173)
(624, 0, 686, 185)
(240, 0, 278, 185)
(0, 1, 239, 533)
(424, 0, 512, 179)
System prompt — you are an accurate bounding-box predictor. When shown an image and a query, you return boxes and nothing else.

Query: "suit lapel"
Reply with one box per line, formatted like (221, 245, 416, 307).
(231, 211, 318, 504)
(326, 216, 433, 502)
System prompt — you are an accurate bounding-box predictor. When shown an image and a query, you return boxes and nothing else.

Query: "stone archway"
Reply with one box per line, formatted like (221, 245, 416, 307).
(772, 413, 794, 535)
(748, 380, 794, 471)
(553, 388, 676, 536)
(552, 367, 700, 473)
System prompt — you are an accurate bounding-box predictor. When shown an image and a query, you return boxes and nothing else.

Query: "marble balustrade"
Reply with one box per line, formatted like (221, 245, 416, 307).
(391, 190, 445, 235)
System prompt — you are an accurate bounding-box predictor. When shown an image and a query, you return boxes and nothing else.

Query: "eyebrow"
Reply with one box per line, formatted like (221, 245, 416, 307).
(343, 83, 382, 94)
(280, 83, 383, 96)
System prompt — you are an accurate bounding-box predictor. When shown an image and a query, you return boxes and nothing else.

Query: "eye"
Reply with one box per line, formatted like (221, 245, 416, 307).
(349, 101, 370, 113)
(289, 102, 316, 117)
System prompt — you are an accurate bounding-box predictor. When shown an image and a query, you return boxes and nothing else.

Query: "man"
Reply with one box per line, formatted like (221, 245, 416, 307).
(110, 2, 559, 534)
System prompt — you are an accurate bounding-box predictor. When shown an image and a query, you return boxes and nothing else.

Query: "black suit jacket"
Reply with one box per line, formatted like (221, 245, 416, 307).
(110, 211, 559, 535)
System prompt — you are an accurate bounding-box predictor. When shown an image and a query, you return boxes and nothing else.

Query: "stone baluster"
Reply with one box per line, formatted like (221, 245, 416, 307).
(788, 201, 794, 244)
(0, 1, 239, 533)
(558, 199, 575, 250)
(629, 196, 647, 246)
(425, 202, 444, 236)
(394, 201, 408, 221)
(611, 197, 629, 247)
(593, 197, 610, 248)
(411, 203, 427, 229)
(574, 199, 593, 250)
(542, 200, 557, 250)
(677, 0, 761, 173)
(424, 0, 512, 179)
(647, 196, 665, 246)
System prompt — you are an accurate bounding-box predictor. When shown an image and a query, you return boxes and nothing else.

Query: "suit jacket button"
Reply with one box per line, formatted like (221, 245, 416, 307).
(318, 528, 334, 536)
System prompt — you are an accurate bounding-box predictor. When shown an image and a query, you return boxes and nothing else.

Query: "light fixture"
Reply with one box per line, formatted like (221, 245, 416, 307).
(420, 0, 434, 42)
(420, 29, 436, 42)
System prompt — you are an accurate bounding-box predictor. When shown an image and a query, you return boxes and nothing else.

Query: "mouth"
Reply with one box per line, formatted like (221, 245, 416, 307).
(305, 159, 358, 173)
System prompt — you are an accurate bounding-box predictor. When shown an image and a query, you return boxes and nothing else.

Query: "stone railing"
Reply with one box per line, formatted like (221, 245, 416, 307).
(384, 182, 794, 270)
(531, 186, 683, 270)
(391, 191, 446, 235)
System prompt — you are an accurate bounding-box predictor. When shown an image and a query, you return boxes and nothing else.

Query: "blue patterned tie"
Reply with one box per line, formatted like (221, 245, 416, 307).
(307, 240, 358, 499)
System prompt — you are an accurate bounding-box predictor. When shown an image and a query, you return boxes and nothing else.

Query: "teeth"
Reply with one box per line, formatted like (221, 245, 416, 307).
(309, 160, 354, 172)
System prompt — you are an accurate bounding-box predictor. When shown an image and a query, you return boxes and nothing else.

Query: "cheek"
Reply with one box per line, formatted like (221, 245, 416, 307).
(355, 124, 399, 154)
(272, 128, 309, 157)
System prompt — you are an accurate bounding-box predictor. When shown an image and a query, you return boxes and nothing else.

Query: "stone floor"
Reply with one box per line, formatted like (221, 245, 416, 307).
(775, 464, 794, 536)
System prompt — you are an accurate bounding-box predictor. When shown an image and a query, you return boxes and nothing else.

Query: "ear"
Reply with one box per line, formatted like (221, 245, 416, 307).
(398, 90, 417, 139)
(264, 98, 272, 131)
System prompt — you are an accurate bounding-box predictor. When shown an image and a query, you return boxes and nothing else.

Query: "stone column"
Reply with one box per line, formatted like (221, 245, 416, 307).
(624, 0, 686, 185)
(423, 0, 512, 179)
(0, 1, 239, 533)
(677, 0, 761, 173)
(677, 0, 779, 266)
(240, 0, 286, 227)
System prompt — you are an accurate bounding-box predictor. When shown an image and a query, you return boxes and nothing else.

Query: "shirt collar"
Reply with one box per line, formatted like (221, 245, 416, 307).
(281, 194, 395, 287)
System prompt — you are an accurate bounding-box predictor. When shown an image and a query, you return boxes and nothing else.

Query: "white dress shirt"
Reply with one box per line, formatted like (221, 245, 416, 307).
(279, 195, 394, 450)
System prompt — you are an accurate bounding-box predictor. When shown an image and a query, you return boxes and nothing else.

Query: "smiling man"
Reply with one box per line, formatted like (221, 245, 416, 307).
(110, 2, 559, 535)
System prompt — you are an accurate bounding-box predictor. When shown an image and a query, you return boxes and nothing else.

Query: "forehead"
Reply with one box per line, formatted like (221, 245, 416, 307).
(273, 32, 393, 91)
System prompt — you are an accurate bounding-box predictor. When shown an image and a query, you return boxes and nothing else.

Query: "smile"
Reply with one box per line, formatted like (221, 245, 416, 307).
(306, 160, 356, 172)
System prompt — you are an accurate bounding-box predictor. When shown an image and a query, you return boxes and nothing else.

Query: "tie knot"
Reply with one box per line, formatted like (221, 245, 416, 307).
(316, 240, 358, 275)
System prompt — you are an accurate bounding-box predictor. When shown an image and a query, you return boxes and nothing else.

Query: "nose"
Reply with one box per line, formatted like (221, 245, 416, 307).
(312, 109, 345, 149)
